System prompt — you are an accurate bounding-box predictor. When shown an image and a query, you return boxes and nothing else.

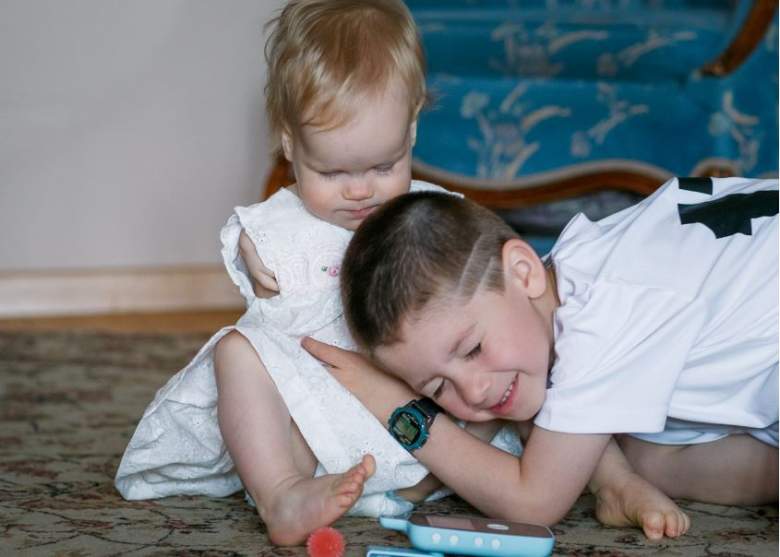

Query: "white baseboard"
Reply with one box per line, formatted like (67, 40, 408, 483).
(0, 265, 245, 318)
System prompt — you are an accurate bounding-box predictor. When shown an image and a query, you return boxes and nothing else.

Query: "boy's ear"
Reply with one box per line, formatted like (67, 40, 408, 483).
(502, 238, 547, 299)
(281, 130, 293, 161)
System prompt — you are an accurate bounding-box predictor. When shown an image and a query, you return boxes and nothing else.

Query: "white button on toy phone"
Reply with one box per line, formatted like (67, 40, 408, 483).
(487, 523, 509, 530)
(474, 537, 484, 547)
(491, 539, 501, 549)
(431, 533, 441, 544)
(449, 535, 459, 545)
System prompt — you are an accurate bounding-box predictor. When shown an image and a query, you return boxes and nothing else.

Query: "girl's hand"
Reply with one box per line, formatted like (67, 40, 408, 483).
(238, 230, 280, 297)
(301, 337, 416, 422)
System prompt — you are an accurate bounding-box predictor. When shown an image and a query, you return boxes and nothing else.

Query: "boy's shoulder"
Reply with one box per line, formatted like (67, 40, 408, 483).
(551, 176, 778, 300)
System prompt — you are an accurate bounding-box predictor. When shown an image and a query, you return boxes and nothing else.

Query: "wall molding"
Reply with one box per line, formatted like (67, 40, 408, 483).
(0, 265, 244, 318)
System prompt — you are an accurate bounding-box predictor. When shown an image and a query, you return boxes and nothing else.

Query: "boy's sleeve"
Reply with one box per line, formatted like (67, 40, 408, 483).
(535, 280, 704, 435)
(220, 211, 256, 307)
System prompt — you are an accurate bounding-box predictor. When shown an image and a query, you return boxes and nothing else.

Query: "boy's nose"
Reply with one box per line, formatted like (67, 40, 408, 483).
(458, 373, 490, 408)
(342, 176, 373, 201)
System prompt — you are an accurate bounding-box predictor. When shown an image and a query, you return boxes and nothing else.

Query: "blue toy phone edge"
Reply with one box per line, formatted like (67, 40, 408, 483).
(366, 545, 444, 557)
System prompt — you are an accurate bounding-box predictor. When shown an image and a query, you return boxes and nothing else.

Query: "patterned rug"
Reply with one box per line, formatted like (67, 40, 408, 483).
(1, 331, 776, 556)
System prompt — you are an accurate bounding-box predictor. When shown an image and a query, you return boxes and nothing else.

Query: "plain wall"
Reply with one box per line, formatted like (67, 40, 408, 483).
(0, 0, 286, 272)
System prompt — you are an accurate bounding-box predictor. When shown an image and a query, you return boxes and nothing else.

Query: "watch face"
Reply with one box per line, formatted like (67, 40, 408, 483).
(391, 410, 421, 445)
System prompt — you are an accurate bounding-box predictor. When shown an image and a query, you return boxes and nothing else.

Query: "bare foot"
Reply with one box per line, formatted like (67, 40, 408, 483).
(594, 472, 690, 540)
(262, 454, 376, 546)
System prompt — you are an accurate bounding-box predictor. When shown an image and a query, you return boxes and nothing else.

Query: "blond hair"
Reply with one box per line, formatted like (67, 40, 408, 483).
(264, 0, 426, 149)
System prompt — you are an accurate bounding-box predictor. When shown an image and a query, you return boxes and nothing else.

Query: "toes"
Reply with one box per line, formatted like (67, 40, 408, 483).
(347, 454, 376, 483)
(641, 512, 665, 541)
(644, 509, 691, 540)
(664, 510, 691, 538)
(338, 480, 361, 497)
(681, 511, 691, 535)
(361, 454, 376, 477)
(331, 455, 376, 502)
(663, 512, 681, 538)
(336, 474, 362, 494)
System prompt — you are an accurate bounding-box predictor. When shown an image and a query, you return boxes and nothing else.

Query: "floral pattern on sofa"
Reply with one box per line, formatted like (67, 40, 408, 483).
(408, 0, 778, 183)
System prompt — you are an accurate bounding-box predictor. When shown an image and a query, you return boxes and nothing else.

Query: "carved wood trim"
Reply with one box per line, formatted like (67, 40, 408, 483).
(700, 0, 777, 77)
(260, 155, 746, 209)
(262, 155, 687, 209)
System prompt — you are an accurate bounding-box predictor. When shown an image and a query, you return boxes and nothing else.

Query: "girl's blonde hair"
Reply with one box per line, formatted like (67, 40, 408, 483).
(264, 0, 426, 149)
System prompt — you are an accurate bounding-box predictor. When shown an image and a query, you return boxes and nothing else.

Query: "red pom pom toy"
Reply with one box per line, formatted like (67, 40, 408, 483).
(306, 526, 345, 557)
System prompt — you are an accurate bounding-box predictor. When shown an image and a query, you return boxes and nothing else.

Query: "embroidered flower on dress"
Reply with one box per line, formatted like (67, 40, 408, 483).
(321, 265, 340, 277)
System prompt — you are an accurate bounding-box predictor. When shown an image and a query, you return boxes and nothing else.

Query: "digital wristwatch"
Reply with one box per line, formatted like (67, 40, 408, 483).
(387, 398, 443, 452)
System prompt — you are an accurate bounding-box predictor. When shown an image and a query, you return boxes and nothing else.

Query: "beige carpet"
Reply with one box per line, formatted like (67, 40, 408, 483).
(1, 331, 776, 556)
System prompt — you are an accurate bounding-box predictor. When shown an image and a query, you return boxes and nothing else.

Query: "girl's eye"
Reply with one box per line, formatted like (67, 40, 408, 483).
(374, 163, 394, 175)
(320, 171, 340, 180)
(464, 343, 482, 361)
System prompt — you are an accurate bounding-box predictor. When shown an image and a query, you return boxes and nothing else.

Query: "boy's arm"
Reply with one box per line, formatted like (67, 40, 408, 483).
(303, 337, 610, 525)
(395, 420, 507, 503)
(425, 415, 610, 523)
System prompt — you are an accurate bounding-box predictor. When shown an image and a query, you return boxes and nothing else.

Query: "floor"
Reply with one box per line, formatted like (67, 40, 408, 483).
(0, 309, 243, 334)
(2, 313, 777, 556)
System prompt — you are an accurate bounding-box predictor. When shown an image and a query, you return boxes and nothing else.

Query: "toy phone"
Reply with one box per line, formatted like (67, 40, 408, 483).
(366, 546, 443, 557)
(379, 513, 555, 557)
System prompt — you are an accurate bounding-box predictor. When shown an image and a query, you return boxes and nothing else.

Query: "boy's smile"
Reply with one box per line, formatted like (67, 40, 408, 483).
(375, 240, 559, 423)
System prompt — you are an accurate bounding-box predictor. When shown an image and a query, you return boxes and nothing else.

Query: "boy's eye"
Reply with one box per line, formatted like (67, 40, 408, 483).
(319, 171, 341, 179)
(464, 343, 482, 361)
(431, 379, 445, 400)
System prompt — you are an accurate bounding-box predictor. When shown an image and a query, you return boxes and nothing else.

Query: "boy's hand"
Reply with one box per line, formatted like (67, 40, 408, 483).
(238, 230, 279, 297)
(301, 337, 415, 423)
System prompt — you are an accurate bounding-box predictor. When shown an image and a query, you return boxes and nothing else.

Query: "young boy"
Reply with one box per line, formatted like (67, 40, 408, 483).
(305, 176, 778, 531)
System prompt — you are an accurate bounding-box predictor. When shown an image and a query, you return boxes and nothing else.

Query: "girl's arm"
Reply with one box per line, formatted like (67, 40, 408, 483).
(303, 337, 610, 525)
(238, 230, 280, 297)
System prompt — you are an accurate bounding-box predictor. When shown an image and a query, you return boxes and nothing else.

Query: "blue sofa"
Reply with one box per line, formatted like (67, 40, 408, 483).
(403, 0, 777, 252)
(262, 1, 777, 252)
(409, 0, 777, 191)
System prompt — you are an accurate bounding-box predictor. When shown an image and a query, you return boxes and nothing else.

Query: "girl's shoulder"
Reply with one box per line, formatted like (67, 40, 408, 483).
(410, 180, 461, 197)
(237, 187, 347, 239)
(232, 187, 350, 296)
(237, 187, 306, 225)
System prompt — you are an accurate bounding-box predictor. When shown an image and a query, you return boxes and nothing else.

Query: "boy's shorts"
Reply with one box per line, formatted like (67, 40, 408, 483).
(630, 418, 778, 448)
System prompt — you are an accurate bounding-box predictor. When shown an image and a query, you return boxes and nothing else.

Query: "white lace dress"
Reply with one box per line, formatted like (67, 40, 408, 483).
(115, 181, 521, 517)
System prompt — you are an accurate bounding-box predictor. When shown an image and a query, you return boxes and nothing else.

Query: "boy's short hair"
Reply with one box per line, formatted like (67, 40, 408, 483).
(265, 0, 426, 147)
(342, 192, 519, 352)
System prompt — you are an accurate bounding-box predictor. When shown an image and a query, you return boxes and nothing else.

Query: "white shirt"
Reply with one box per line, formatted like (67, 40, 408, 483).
(535, 177, 778, 440)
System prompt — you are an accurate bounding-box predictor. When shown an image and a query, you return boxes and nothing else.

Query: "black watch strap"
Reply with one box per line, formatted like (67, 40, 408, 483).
(387, 397, 444, 452)
(413, 397, 443, 425)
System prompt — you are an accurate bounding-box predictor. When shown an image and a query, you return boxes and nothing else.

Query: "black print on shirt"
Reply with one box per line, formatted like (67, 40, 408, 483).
(677, 179, 778, 238)
(678, 176, 714, 194)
